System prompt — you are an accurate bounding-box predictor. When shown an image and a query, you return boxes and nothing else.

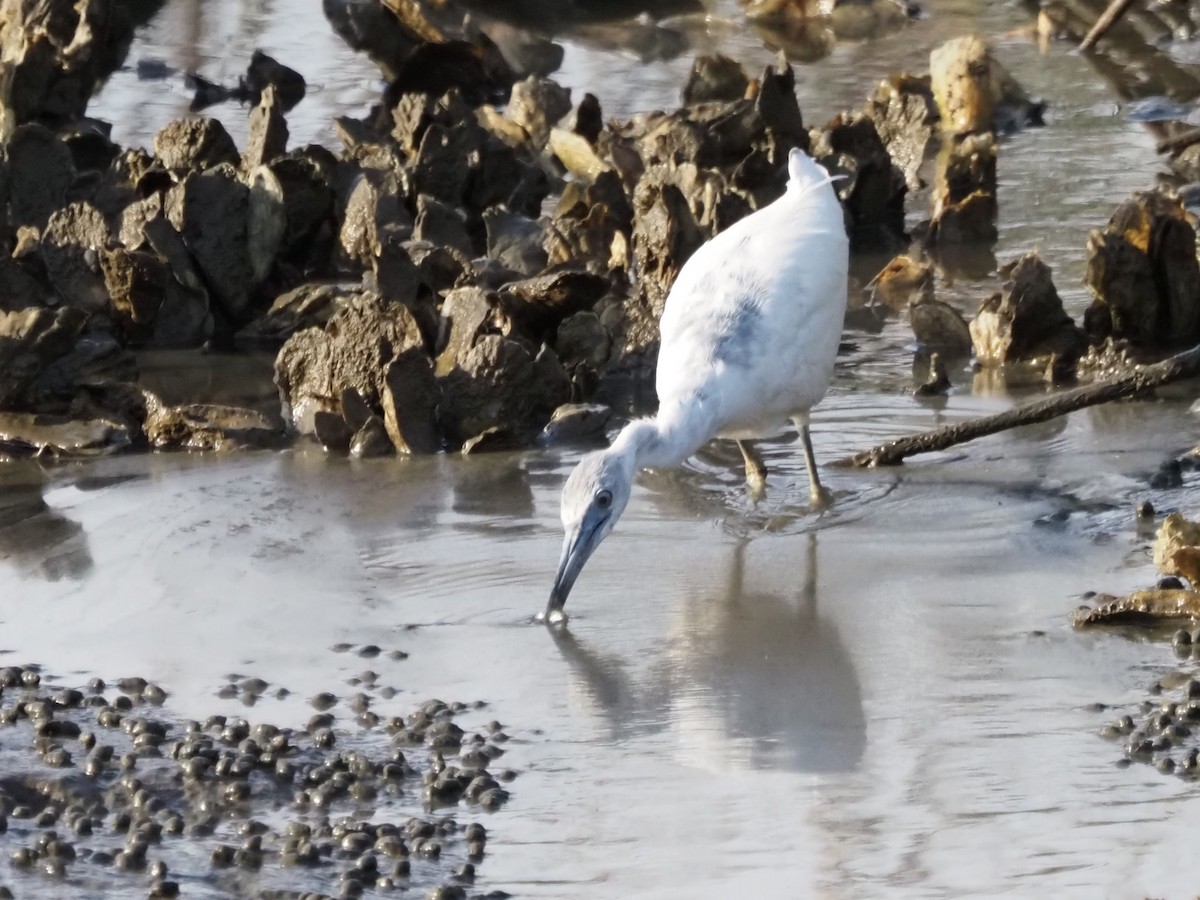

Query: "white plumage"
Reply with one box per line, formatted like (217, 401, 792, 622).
(545, 148, 849, 621)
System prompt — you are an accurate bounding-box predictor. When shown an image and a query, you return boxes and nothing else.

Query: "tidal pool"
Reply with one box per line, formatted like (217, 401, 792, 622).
(4, 0, 1200, 897)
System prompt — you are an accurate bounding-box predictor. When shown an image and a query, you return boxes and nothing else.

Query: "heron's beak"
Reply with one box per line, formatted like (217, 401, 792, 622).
(547, 526, 596, 615)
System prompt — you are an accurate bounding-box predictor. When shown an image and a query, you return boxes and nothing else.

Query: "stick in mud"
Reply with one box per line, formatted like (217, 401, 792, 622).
(1079, 0, 1137, 50)
(838, 342, 1200, 468)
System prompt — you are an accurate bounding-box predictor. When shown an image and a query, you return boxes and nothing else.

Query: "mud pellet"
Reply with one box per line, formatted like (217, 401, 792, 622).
(149, 880, 180, 898)
(358, 645, 381, 659)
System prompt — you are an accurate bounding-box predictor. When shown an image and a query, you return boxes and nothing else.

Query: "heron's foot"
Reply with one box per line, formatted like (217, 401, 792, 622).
(745, 473, 766, 504)
(809, 484, 834, 510)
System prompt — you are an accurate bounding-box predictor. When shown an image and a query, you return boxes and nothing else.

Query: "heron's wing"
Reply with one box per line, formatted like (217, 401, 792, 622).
(656, 190, 848, 428)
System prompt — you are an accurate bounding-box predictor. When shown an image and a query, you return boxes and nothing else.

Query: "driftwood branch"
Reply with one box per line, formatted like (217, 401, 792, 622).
(839, 342, 1200, 468)
(1080, 0, 1137, 50)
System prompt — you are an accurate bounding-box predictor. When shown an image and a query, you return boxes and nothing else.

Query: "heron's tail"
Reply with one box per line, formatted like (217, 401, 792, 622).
(786, 148, 844, 202)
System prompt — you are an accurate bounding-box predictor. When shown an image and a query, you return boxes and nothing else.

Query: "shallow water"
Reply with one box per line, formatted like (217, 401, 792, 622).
(9, 0, 1200, 897)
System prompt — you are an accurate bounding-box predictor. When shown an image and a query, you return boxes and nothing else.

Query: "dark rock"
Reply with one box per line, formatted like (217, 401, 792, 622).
(0, 412, 131, 459)
(269, 148, 337, 267)
(243, 85, 289, 169)
(437, 336, 569, 447)
(436, 287, 495, 376)
(406, 241, 470, 295)
(461, 426, 520, 454)
(381, 349, 440, 454)
(153, 117, 239, 171)
(0, 257, 51, 311)
(816, 112, 907, 252)
(143, 396, 285, 451)
(274, 293, 425, 435)
(496, 270, 610, 341)
(313, 409, 352, 453)
(40, 203, 110, 312)
(237, 282, 355, 346)
(165, 169, 255, 320)
(568, 92, 603, 144)
(555, 311, 611, 371)
(682, 54, 750, 105)
(246, 165, 287, 283)
(539, 403, 612, 444)
(349, 415, 393, 458)
(483, 207, 547, 276)
(372, 233, 422, 307)
(927, 132, 997, 245)
(244, 50, 306, 111)
(0, 0, 143, 128)
(100, 247, 167, 337)
(0, 307, 135, 410)
(6, 124, 75, 228)
(1084, 191, 1200, 349)
(337, 169, 413, 272)
(969, 251, 1086, 369)
(413, 194, 474, 257)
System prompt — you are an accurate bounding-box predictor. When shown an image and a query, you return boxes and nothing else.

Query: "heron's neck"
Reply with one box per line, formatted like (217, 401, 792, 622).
(610, 402, 713, 470)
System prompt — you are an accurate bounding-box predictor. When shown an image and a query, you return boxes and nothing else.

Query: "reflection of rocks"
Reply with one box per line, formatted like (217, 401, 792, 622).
(0, 469, 92, 582)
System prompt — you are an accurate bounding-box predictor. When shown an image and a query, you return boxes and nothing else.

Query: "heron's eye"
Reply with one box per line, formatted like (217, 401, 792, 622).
(595, 489, 613, 510)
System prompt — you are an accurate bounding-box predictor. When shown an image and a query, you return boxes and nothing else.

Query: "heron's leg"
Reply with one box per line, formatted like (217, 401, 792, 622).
(795, 417, 833, 509)
(737, 439, 767, 493)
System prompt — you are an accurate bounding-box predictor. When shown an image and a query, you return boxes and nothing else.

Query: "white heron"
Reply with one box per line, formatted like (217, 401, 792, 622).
(545, 148, 849, 621)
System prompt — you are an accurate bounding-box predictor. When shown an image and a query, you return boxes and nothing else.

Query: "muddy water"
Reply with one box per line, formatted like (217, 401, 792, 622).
(6, 0, 1198, 897)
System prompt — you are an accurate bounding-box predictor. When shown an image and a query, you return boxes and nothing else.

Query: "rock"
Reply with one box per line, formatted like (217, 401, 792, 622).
(236, 282, 355, 346)
(0, 257, 50, 311)
(246, 165, 287, 282)
(496, 270, 610, 341)
(969, 251, 1085, 368)
(0, 307, 133, 410)
(566, 92, 603, 144)
(870, 254, 933, 310)
(6, 124, 75, 228)
(913, 352, 952, 397)
(1073, 589, 1200, 627)
(349, 415, 393, 458)
(864, 74, 935, 191)
(683, 54, 750, 105)
(436, 287, 495, 377)
(1154, 513, 1200, 587)
(816, 112, 907, 252)
(548, 128, 610, 182)
(437, 336, 569, 447)
(505, 76, 572, 149)
(628, 170, 705, 330)
(242, 85, 289, 169)
(269, 148, 337, 266)
(545, 172, 633, 274)
(381, 348, 439, 454)
(928, 132, 997, 244)
(40, 203, 110, 312)
(483, 207, 546, 276)
(539, 403, 612, 444)
(274, 293, 425, 435)
(0, 412, 131, 458)
(461, 426, 520, 454)
(143, 396, 285, 451)
(555, 310, 611, 371)
(413, 194, 474, 257)
(312, 409, 352, 453)
(166, 169, 255, 320)
(153, 117, 239, 171)
(929, 35, 1042, 137)
(100, 247, 167, 335)
(910, 299, 972, 356)
(244, 50, 306, 111)
(1084, 191, 1200, 349)
(337, 169, 413, 272)
(0, 0, 143, 135)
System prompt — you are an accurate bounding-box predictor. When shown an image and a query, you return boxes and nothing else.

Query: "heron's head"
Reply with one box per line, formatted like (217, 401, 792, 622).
(547, 449, 634, 618)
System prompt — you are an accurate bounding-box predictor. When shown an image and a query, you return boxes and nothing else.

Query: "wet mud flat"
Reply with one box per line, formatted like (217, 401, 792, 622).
(0, 648, 514, 900)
